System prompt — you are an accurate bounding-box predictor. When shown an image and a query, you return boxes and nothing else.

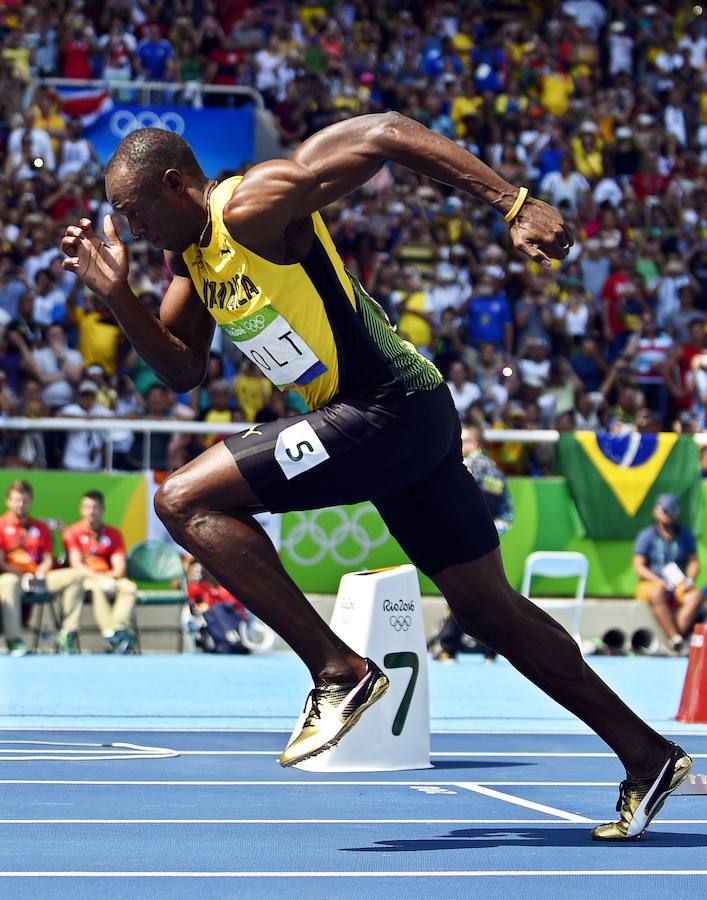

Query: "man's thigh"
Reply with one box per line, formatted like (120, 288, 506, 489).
(219, 384, 459, 514)
(374, 444, 499, 578)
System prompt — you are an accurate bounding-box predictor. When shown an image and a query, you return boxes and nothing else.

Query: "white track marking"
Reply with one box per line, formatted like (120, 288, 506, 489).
(0, 779, 620, 786)
(2, 871, 707, 879)
(0, 740, 178, 762)
(455, 782, 592, 823)
(0, 818, 578, 825)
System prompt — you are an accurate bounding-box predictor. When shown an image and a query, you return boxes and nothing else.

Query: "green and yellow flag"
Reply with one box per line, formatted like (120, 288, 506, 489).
(555, 432, 702, 539)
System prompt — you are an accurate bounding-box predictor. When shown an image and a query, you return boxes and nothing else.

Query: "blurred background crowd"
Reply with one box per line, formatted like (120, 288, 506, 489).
(1, 0, 707, 476)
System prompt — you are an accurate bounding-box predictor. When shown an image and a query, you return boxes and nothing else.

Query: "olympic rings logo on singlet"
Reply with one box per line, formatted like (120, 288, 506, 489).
(221, 306, 327, 390)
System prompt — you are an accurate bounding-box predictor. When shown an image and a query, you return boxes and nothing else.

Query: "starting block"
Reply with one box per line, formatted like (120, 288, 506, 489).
(673, 774, 707, 796)
(293, 564, 431, 772)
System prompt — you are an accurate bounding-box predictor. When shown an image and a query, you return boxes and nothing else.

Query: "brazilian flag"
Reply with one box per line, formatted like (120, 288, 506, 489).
(555, 433, 702, 539)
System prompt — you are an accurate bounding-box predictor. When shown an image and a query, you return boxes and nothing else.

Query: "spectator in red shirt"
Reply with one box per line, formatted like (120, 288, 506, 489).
(601, 254, 632, 357)
(631, 151, 669, 203)
(0, 480, 83, 654)
(63, 491, 137, 654)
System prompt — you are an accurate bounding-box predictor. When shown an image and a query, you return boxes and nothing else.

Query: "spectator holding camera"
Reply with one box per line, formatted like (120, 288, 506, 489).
(0, 480, 83, 654)
(63, 490, 137, 653)
(32, 322, 82, 411)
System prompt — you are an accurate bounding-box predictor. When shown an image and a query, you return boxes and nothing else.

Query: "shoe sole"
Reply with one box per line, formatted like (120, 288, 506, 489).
(592, 755, 694, 842)
(279, 673, 390, 768)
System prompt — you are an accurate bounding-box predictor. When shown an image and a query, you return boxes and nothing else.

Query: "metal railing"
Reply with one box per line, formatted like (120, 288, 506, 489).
(39, 77, 264, 109)
(3, 417, 705, 472)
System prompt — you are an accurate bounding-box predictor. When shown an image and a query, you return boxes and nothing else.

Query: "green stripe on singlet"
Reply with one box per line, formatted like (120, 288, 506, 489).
(349, 273, 443, 392)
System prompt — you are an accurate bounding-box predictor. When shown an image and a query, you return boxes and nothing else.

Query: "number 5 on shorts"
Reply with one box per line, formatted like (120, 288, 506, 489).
(383, 651, 419, 736)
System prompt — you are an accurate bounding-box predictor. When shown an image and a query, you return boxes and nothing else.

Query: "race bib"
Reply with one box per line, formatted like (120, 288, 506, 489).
(274, 421, 330, 480)
(221, 307, 327, 389)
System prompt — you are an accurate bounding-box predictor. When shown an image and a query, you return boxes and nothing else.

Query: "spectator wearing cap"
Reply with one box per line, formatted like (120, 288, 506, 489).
(460, 267, 513, 355)
(58, 380, 114, 472)
(608, 20, 634, 76)
(612, 126, 642, 183)
(655, 258, 694, 329)
(633, 494, 703, 654)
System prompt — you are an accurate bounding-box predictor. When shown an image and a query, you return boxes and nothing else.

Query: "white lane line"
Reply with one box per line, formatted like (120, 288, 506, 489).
(5, 727, 707, 737)
(4, 748, 702, 759)
(0, 779, 619, 786)
(1, 818, 705, 825)
(1, 871, 707, 879)
(0, 818, 573, 825)
(455, 782, 592, 824)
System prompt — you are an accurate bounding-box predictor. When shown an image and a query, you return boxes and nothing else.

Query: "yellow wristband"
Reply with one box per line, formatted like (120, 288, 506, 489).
(504, 186, 529, 223)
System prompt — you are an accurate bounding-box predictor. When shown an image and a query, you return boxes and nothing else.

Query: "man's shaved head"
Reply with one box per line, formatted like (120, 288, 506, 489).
(106, 127, 204, 185)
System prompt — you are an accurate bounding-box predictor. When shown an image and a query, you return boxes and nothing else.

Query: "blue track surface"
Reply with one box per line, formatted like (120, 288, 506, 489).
(1, 653, 707, 898)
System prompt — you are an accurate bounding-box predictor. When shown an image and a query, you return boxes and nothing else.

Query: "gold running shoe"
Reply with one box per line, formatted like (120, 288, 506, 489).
(278, 659, 389, 768)
(592, 742, 692, 841)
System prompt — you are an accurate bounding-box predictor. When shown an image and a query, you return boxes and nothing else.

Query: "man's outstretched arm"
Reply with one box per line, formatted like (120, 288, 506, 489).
(226, 112, 572, 267)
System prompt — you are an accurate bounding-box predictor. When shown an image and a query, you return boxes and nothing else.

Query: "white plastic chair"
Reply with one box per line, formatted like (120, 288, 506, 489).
(520, 551, 589, 652)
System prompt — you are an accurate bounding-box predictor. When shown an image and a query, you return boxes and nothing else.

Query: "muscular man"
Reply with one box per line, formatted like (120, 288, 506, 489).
(0, 480, 84, 654)
(63, 490, 138, 653)
(61, 113, 690, 840)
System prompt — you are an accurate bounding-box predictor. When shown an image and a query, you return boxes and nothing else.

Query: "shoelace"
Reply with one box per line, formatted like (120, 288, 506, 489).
(615, 775, 654, 812)
(302, 685, 351, 728)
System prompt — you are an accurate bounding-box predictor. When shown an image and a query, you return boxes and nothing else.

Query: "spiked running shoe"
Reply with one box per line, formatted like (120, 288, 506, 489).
(592, 742, 692, 841)
(278, 659, 389, 767)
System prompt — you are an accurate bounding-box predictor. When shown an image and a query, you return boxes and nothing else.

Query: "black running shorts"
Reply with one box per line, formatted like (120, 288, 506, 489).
(225, 383, 499, 576)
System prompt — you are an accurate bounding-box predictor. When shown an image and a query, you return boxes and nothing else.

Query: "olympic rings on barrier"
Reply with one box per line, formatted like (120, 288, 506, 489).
(389, 615, 411, 632)
(109, 110, 186, 139)
(282, 503, 390, 567)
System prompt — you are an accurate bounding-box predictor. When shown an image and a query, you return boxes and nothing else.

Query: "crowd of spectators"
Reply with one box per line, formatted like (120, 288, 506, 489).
(1, 0, 707, 476)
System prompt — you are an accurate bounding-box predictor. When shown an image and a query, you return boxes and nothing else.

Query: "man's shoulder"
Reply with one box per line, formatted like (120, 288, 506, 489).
(634, 524, 656, 547)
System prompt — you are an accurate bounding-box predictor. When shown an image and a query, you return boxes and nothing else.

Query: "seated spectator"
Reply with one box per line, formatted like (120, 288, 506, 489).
(63, 491, 137, 653)
(0, 480, 84, 654)
(633, 494, 703, 654)
(58, 380, 114, 471)
(32, 322, 83, 412)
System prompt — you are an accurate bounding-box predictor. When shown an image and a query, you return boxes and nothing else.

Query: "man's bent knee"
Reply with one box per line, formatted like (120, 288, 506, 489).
(154, 470, 197, 530)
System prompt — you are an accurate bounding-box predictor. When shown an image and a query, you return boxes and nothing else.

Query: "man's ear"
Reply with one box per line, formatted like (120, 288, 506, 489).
(163, 168, 185, 194)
